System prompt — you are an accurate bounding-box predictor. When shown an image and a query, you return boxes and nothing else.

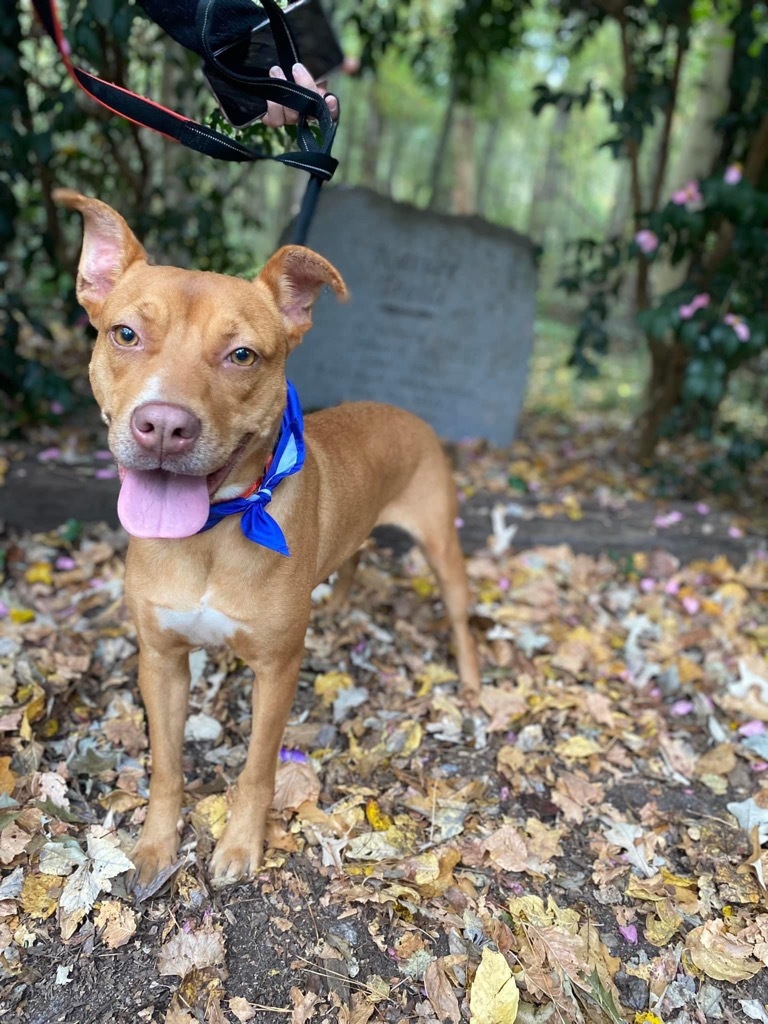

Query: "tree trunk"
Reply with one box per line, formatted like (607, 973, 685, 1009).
(636, 339, 690, 461)
(651, 22, 732, 297)
(359, 77, 382, 188)
(380, 119, 408, 198)
(427, 78, 458, 211)
(475, 116, 502, 217)
(451, 106, 476, 215)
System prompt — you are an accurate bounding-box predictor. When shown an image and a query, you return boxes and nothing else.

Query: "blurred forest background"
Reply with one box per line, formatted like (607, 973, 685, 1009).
(1, 0, 767, 488)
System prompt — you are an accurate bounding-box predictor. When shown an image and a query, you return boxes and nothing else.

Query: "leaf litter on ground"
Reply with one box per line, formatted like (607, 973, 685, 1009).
(0, 416, 767, 1023)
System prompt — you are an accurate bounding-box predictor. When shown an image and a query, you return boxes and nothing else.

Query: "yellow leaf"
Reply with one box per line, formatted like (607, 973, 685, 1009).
(415, 663, 458, 696)
(19, 683, 46, 724)
(98, 790, 147, 813)
(555, 736, 602, 760)
(686, 920, 762, 982)
(411, 576, 435, 598)
(25, 562, 53, 586)
(10, 608, 35, 624)
(625, 875, 666, 902)
(190, 794, 229, 839)
(644, 898, 683, 946)
(313, 671, 353, 705)
(21, 874, 62, 920)
(469, 948, 519, 1024)
(365, 799, 393, 832)
(562, 495, 583, 521)
(386, 720, 423, 758)
(0, 756, 17, 795)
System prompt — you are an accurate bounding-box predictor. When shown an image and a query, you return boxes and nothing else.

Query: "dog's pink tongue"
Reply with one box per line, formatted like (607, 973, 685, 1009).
(117, 469, 210, 539)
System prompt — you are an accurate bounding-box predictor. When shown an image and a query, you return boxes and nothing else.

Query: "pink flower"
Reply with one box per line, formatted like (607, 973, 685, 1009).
(739, 720, 766, 738)
(671, 180, 703, 207)
(678, 293, 710, 320)
(724, 313, 750, 342)
(670, 699, 695, 716)
(635, 229, 659, 255)
(655, 509, 683, 529)
(724, 163, 742, 185)
(695, 502, 710, 515)
(682, 595, 700, 615)
(619, 924, 638, 944)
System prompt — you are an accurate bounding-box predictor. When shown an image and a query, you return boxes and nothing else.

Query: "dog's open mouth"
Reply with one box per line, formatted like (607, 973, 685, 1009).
(116, 437, 252, 540)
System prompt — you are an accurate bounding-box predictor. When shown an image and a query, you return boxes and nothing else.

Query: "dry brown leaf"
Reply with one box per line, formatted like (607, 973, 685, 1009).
(229, 996, 257, 1022)
(484, 824, 528, 873)
(686, 920, 762, 982)
(424, 957, 461, 1024)
(94, 898, 138, 949)
(273, 761, 321, 812)
(290, 986, 319, 1024)
(0, 757, 17, 796)
(157, 921, 226, 977)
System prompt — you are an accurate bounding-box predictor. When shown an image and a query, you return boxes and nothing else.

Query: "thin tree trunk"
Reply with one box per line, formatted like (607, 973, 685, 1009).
(359, 77, 382, 187)
(427, 78, 458, 211)
(451, 106, 476, 214)
(381, 120, 408, 199)
(475, 116, 502, 217)
(652, 22, 731, 297)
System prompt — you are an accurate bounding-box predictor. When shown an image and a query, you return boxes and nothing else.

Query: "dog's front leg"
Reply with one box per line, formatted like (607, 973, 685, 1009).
(210, 644, 304, 884)
(130, 643, 191, 887)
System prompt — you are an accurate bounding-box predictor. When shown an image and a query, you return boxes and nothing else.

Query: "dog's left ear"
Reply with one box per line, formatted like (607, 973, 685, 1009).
(257, 245, 348, 348)
(54, 189, 147, 321)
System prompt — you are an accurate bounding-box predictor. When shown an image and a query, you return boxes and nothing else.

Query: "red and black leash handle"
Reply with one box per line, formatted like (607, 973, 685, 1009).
(30, 0, 338, 244)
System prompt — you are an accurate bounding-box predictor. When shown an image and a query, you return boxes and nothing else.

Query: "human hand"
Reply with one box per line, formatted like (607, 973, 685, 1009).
(263, 62, 339, 127)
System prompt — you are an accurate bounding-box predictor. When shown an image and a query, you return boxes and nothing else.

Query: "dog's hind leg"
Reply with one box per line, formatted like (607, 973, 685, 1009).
(323, 551, 361, 614)
(376, 460, 481, 701)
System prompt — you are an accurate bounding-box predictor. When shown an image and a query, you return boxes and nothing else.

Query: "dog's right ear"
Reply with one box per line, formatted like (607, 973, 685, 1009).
(53, 190, 147, 320)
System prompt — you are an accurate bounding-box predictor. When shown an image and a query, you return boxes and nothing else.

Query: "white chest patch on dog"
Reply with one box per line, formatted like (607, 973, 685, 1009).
(154, 595, 240, 646)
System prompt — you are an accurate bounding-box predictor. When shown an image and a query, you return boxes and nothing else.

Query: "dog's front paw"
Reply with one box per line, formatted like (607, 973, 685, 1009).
(210, 833, 264, 886)
(128, 832, 181, 890)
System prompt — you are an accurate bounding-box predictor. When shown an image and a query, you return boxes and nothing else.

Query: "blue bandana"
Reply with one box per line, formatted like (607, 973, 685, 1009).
(198, 381, 305, 556)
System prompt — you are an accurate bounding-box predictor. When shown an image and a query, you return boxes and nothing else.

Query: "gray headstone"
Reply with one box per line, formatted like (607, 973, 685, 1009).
(288, 187, 536, 445)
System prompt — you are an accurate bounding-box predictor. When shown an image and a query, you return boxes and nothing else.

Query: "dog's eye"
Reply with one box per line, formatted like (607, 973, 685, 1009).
(112, 325, 138, 347)
(228, 347, 258, 366)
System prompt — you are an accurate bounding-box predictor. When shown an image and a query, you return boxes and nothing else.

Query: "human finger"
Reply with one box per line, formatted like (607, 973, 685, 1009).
(263, 66, 287, 126)
(268, 65, 300, 126)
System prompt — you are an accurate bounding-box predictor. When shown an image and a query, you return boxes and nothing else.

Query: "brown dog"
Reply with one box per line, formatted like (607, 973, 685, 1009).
(55, 189, 480, 885)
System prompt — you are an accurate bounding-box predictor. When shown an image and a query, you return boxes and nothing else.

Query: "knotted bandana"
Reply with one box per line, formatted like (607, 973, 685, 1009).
(199, 381, 305, 556)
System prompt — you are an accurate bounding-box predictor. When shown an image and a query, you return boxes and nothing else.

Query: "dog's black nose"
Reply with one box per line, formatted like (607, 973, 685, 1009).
(131, 402, 201, 455)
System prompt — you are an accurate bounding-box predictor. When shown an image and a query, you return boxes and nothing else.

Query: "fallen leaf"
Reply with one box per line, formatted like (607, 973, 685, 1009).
(469, 947, 519, 1024)
(158, 920, 226, 977)
(686, 920, 762, 982)
(424, 957, 461, 1024)
(290, 986, 319, 1024)
(273, 761, 321, 812)
(229, 996, 257, 1023)
(191, 794, 229, 840)
(94, 899, 138, 949)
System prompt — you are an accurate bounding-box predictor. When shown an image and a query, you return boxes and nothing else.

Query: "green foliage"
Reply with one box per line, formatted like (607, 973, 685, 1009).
(347, 0, 531, 102)
(537, 0, 768, 462)
(1, 0, 275, 435)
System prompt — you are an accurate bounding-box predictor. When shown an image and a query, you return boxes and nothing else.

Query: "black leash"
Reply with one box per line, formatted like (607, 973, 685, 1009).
(30, 0, 338, 244)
